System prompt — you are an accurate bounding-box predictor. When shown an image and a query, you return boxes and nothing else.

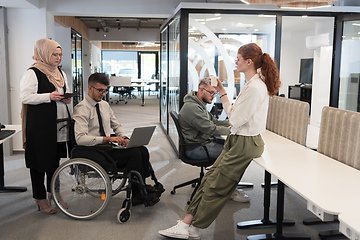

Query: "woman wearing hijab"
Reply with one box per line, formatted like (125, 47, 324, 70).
(20, 38, 71, 214)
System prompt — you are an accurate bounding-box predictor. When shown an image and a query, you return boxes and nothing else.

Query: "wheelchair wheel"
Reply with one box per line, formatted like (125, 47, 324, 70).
(51, 158, 112, 220)
(117, 208, 131, 223)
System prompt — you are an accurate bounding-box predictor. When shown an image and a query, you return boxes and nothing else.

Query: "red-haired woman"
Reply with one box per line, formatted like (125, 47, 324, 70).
(159, 43, 281, 239)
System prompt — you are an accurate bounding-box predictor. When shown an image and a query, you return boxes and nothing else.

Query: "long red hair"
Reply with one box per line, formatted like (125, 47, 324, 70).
(238, 43, 281, 96)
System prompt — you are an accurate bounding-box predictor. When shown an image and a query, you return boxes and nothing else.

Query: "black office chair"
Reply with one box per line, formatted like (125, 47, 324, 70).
(112, 86, 127, 104)
(169, 111, 216, 204)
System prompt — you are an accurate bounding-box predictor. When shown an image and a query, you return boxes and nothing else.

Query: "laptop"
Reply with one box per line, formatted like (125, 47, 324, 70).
(112, 126, 156, 149)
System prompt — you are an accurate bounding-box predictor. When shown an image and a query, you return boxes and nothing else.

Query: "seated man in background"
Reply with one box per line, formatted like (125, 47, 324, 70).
(73, 73, 163, 207)
(178, 78, 249, 203)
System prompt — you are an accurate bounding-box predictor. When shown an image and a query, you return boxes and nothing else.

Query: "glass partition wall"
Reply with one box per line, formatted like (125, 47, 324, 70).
(338, 19, 360, 113)
(280, 16, 335, 128)
(71, 30, 83, 106)
(160, 7, 358, 152)
(188, 13, 276, 120)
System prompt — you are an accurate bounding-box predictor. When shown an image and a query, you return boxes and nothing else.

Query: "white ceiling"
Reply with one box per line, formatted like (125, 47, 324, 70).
(189, 13, 335, 34)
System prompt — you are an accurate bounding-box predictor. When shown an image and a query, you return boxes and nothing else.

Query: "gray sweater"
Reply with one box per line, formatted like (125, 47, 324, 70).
(178, 91, 230, 146)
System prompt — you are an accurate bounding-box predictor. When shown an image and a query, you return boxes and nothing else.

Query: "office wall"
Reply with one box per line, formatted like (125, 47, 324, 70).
(280, 30, 313, 97)
(91, 43, 101, 74)
(0, 7, 10, 125)
(7, 1, 55, 151)
(55, 22, 72, 91)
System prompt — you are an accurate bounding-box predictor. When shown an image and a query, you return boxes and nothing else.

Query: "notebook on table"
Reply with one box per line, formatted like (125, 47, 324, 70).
(112, 126, 156, 149)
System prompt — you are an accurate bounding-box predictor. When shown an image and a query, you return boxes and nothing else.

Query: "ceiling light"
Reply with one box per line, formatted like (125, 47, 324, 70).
(258, 14, 276, 18)
(302, 15, 308, 18)
(206, 17, 221, 22)
(307, 4, 331, 9)
(103, 34, 106, 37)
(215, 13, 221, 16)
(222, 28, 227, 31)
(236, 23, 254, 28)
(280, 6, 306, 9)
(194, 19, 205, 22)
(240, 0, 250, 4)
(352, 23, 360, 26)
(144, 42, 155, 46)
(254, 29, 259, 32)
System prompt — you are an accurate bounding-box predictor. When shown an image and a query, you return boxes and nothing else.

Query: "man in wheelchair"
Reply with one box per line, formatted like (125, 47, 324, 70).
(72, 73, 164, 207)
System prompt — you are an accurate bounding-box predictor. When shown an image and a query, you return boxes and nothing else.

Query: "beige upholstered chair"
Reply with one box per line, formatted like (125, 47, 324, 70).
(318, 106, 360, 171)
(266, 96, 309, 146)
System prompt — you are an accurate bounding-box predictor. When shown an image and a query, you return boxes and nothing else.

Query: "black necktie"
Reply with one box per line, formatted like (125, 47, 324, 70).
(95, 103, 106, 136)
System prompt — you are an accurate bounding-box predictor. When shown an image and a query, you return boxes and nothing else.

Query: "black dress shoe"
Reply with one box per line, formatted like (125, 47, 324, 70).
(155, 183, 165, 194)
(132, 192, 160, 207)
(146, 183, 165, 197)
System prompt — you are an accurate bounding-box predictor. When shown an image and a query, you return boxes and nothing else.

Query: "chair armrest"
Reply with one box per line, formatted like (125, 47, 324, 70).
(180, 140, 212, 160)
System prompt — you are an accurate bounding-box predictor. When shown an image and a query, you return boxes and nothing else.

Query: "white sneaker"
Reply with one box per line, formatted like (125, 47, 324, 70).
(189, 225, 201, 239)
(229, 189, 250, 203)
(158, 220, 190, 239)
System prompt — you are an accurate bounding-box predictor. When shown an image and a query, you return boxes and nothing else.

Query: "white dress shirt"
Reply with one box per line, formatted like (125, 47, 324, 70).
(19, 69, 70, 142)
(73, 95, 126, 146)
(223, 73, 269, 136)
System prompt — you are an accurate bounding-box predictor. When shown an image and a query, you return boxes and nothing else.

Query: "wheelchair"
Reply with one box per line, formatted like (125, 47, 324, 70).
(50, 144, 163, 223)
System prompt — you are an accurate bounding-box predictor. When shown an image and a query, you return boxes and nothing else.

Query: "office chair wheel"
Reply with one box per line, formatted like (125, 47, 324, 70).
(51, 158, 112, 220)
(192, 183, 196, 187)
(117, 208, 131, 223)
(170, 190, 176, 195)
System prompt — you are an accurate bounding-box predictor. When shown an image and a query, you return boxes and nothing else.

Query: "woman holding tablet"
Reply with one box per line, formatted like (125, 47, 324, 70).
(20, 38, 72, 214)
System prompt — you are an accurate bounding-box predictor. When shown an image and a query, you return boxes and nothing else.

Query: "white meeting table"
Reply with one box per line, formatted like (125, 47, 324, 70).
(242, 130, 360, 239)
(0, 125, 27, 193)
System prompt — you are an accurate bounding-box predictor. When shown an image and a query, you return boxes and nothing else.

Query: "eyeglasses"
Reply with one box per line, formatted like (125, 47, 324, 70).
(52, 54, 63, 58)
(91, 85, 108, 94)
(202, 88, 216, 97)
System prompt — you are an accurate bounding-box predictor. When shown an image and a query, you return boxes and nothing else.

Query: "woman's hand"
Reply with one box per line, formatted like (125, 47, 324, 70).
(214, 79, 226, 96)
(61, 98, 72, 104)
(50, 91, 64, 102)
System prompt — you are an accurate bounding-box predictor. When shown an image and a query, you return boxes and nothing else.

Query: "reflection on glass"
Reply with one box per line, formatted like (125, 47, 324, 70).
(168, 16, 180, 150)
(101, 51, 137, 78)
(339, 20, 360, 112)
(160, 28, 168, 132)
(188, 13, 275, 119)
(71, 31, 83, 106)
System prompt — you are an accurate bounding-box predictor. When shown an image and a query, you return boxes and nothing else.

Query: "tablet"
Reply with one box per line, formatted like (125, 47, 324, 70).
(62, 93, 80, 98)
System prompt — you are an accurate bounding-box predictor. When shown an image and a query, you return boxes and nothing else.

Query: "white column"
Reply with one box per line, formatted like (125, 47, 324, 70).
(310, 46, 332, 128)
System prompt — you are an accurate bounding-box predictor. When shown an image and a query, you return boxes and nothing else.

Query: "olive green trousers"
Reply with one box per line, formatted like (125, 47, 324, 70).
(187, 134, 264, 229)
